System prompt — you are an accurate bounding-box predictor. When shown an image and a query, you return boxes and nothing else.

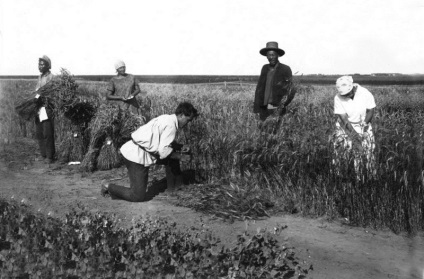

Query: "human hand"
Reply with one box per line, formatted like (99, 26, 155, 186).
(363, 131, 369, 140)
(181, 145, 191, 154)
(179, 153, 192, 163)
(363, 124, 370, 133)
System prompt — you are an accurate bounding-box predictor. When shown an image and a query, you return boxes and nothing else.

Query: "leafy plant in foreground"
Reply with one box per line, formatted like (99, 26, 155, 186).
(0, 198, 311, 278)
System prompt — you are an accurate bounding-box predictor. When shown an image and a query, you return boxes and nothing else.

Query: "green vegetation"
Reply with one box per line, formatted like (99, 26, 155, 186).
(0, 198, 311, 278)
(1, 80, 423, 234)
(127, 83, 424, 233)
(2, 78, 423, 277)
(2, 74, 424, 85)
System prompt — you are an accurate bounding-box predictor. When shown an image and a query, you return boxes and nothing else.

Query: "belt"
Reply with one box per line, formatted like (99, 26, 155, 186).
(132, 139, 160, 159)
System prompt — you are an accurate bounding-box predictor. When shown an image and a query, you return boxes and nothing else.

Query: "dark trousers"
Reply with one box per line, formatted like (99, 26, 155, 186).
(108, 157, 183, 202)
(35, 118, 55, 159)
(259, 107, 277, 121)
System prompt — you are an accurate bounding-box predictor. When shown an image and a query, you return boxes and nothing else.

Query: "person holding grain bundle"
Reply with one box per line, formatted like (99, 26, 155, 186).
(253, 41, 295, 123)
(333, 75, 376, 176)
(100, 102, 199, 202)
(34, 55, 56, 164)
(106, 60, 142, 114)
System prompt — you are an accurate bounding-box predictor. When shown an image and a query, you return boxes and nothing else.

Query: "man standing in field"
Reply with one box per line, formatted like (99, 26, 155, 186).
(101, 102, 198, 202)
(253, 42, 295, 122)
(333, 75, 376, 178)
(34, 55, 55, 164)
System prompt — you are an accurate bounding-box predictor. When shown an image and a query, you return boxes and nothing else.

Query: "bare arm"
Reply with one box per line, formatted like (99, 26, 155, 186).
(364, 108, 374, 124)
(106, 80, 125, 102)
(363, 108, 375, 132)
(130, 84, 141, 97)
(106, 93, 125, 101)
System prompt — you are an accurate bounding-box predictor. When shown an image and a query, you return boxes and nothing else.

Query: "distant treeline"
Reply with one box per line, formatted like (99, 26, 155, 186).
(1, 74, 424, 85)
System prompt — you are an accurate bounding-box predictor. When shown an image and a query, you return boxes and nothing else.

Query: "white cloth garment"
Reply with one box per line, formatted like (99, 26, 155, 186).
(334, 84, 376, 124)
(333, 84, 377, 178)
(336, 76, 354, 95)
(35, 71, 54, 122)
(120, 114, 179, 166)
(38, 107, 49, 121)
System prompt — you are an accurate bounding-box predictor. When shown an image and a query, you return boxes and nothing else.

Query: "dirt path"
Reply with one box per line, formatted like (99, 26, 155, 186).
(1, 142, 423, 279)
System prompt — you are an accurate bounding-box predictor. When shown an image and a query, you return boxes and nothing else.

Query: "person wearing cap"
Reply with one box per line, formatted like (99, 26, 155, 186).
(333, 75, 376, 176)
(106, 60, 141, 114)
(100, 102, 199, 202)
(34, 55, 56, 164)
(253, 41, 295, 122)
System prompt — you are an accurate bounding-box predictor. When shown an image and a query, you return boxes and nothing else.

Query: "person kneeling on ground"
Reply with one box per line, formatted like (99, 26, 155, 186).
(101, 102, 199, 202)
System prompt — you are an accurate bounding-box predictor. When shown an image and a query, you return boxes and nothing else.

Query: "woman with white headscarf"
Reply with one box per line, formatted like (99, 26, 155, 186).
(106, 60, 141, 114)
(333, 76, 376, 176)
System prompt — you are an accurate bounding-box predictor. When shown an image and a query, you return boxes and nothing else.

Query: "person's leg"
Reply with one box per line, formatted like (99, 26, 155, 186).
(259, 108, 277, 133)
(35, 118, 46, 158)
(19, 118, 27, 137)
(108, 158, 149, 202)
(165, 158, 183, 190)
(43, 119, 55, 161)
(259, 107, 269, 121)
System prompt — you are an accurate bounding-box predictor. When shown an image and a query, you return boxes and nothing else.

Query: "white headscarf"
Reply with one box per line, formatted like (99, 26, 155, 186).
(114, 60, 125, 70)
(336, 76, 354, 95)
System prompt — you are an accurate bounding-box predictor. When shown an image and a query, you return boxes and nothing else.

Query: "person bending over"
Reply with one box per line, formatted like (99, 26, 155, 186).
(101, 102, 199, 202)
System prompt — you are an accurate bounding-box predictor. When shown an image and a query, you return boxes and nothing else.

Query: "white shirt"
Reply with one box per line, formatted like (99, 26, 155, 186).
(120, 114, 179, 166)
(334, 84, 376, 124)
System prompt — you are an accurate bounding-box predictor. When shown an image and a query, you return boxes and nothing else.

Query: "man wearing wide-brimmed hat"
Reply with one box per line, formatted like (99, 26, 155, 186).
(253, 42, 294, 122)
(34, 55, 56, 164)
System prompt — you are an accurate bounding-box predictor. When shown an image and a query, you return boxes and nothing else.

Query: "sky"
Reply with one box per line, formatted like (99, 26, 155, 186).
(0, 0, 423, 76)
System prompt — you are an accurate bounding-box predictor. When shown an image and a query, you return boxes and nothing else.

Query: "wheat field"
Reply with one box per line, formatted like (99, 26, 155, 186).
(1, 79, 423, 233)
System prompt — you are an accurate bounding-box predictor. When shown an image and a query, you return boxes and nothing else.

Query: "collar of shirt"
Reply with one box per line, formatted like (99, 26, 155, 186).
(40, 71, 52, 78)
(268, 62, 280, 71)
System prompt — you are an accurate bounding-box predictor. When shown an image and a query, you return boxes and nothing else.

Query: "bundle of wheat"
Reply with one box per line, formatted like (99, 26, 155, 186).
(79, 104, 122, 171)
(57, 128, 86, 163)
(80, 147, 99, 172)
(14, 94, 39, 121)
(96, 137, 122, 170)
(116, 111, 145, 146)
(69, 131, 85, 162)
(64, 101, 97, 126)
(87, 104, 122, 148)
(15, 69, 80, 121)
(57, 132, 73, 163)
(35, 69, 78, 114)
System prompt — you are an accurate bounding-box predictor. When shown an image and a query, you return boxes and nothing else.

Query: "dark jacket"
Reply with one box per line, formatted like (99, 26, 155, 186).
(253, 62, 293, 113)
(35, 98, 55, 120)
